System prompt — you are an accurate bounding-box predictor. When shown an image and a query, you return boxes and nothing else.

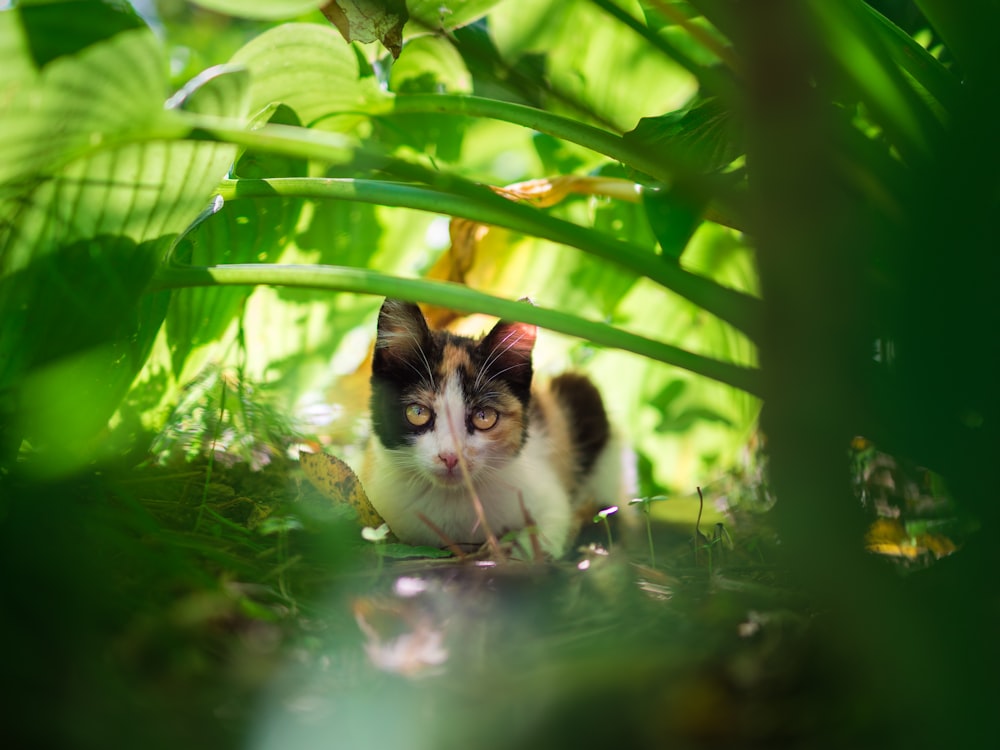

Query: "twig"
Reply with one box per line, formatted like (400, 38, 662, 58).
(695, 485, 704, 565)
(518, 495, 545, 562)
(415, 512, 468, 560)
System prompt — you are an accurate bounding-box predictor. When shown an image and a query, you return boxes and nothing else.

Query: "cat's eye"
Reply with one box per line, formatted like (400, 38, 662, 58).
(405, 403, 432, 427)
(471, 406, 499, 431)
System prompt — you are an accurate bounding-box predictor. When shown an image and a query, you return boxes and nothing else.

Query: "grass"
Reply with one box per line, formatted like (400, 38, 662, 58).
(1, 405, 974, 750)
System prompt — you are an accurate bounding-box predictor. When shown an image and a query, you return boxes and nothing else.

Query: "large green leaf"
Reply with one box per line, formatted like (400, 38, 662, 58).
(230, 22, 386, 130)
(167, 105, 307, 377)
(490, 0, 695, 131)
(406, 0, 502, 33)
(15, 0, 146, 68)
(372, 35, 474, 161)
(0, 3, 250, 469)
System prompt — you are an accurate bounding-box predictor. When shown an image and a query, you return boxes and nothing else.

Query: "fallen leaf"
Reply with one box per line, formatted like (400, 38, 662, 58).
(300, 451, 385, 527)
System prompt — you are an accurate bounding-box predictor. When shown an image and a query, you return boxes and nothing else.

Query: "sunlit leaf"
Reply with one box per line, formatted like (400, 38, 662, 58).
(15, 0, 146, 68)
(406, 0, 503, 34)
(190, 0, 328, 21)
(229, 22, 387, 129)
(391, 35, 472, 94)
(371, 35, 473, 160)
(0, 5, 249, 466)
(490, 0, 695, 130)
(167, 104, 306, 377)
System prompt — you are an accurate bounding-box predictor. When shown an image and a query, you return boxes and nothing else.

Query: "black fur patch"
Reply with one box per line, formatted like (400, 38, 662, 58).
(549, 372, 610, 475)
(370, 300, 440, 449)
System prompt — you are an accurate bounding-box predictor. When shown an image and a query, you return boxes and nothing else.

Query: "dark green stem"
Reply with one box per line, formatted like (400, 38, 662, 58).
(372, 94, 743, 218)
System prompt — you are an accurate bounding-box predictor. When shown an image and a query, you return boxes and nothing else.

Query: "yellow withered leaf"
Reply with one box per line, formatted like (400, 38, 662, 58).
(300, 451, 385, 528)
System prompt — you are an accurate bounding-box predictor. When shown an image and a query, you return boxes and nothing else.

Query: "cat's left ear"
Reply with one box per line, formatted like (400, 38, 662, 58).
(373, 299, 430, 373)
(480, 318, 536, 387)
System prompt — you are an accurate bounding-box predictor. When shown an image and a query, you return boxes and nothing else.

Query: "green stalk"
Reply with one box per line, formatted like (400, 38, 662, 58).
(218, 176, 762, 342)
(369, 94, 743, 220)
(93, 113, 759, 338)
(151, 262, 762, 396)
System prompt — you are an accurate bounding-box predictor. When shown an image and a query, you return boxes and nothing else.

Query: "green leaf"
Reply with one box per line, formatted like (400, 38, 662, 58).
(914, 0, 1000, 87)
(624, 97, 742, 175)
(406, 0, 503, 34)
(490, 0, 696, 130)
(189, 0, 328, 21)
(373, 36, 473, 161)
(0, 29, 247, 272)
(229, 22, 386, 130)
(642, 185, 707, 262)
(1, 236, 167, 473)
(391, 36, 472, 94)
(0, 6, 250, 464)
(807, 0, 939, 161)
(167, 105, 307, 377)
(16, 0, 146, 69)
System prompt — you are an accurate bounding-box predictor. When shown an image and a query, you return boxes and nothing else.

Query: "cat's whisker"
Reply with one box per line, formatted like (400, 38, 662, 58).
(414, 339, 436, 388)
(482, 361, 530, 384)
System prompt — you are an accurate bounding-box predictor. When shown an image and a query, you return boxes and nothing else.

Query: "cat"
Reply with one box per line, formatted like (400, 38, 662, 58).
(360, 298, 621, 558)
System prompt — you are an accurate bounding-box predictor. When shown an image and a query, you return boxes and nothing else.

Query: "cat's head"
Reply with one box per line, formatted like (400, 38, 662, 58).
(369, 299, 536, 487)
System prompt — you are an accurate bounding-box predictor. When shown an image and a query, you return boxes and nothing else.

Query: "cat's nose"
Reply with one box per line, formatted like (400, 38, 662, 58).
(438, 452, 459, 471)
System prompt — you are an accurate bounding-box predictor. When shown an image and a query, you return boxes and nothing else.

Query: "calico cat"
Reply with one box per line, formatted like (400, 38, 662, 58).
(361, 298, 620, 558)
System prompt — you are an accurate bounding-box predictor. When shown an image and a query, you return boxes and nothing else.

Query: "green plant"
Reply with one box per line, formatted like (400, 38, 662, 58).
(2, 1, 998, 742)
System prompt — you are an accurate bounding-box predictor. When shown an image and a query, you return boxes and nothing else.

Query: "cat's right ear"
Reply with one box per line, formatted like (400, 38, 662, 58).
(374, 299, 429, 368)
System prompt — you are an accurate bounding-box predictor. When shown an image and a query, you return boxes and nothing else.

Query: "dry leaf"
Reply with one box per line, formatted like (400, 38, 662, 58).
(300, 450, 385, 527)
(865, 518, 957, 560)
(423, 175, 643, 328)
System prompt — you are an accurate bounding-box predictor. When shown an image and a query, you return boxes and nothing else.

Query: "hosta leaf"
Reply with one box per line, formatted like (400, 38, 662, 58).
(16, 0, 146, 68)
(0, 3, 250, 468)
(642, 185, 707, 261)
(230, 22, 386, 130)
(167, 105, 307, 377)
(372, 36, 473, 161)
(624, 96, 742, 175)
(490, 0, 695, 130)
(391, 35, 472, 94)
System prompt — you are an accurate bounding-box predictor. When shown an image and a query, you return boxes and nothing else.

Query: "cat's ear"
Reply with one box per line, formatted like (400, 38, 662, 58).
(480, 318, 536, 387)
(374, 299, 429, 369)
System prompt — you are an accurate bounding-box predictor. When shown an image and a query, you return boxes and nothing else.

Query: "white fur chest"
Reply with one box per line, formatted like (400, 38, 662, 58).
(361, 433, 574, 557)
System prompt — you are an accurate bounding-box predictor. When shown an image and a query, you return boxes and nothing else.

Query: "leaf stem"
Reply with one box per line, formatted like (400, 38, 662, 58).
(151, 262, 762, 395)
(217, 176, 762, 342)
(371, 94, 743, 218)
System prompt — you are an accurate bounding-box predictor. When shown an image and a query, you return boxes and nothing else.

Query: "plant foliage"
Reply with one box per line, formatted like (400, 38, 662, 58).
(1, 0, 998, 746)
